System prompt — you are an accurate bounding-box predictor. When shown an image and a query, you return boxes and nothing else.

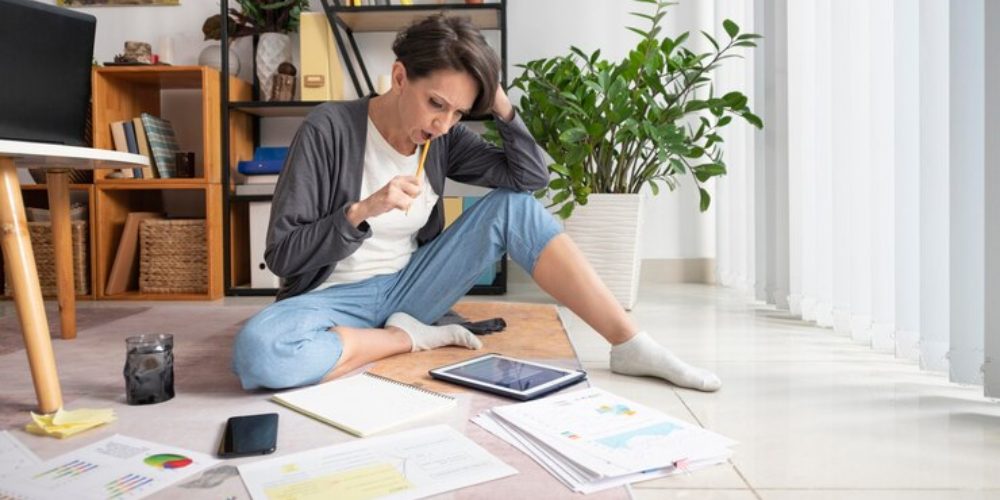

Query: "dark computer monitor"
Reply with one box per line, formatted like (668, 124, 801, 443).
(0, 0, 96, 147)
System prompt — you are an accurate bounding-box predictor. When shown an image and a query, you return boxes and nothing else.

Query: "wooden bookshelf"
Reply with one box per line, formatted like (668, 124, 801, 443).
(88, 66, 252, 300)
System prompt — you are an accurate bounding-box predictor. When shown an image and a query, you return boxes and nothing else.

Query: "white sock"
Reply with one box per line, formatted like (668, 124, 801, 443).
(387, 312, 483, 352)
(609, 331, 722, 392)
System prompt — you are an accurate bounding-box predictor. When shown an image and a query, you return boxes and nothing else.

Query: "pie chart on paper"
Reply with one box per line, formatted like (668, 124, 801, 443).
(144, 454, 193, 470)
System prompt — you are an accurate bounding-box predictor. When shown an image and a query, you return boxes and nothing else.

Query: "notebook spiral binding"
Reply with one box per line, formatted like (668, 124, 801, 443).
(362, 372, 455, 401)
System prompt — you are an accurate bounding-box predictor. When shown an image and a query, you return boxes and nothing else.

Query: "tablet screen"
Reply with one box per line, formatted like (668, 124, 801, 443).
(442, 357, 568, 391)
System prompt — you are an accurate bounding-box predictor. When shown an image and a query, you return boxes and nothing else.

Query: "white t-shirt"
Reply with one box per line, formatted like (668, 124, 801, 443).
(320, 118, 439, 289)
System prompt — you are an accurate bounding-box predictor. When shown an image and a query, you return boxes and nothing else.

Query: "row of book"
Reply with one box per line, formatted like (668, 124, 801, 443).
(341, 0, 394, 5)
(109, 113, 181, 179)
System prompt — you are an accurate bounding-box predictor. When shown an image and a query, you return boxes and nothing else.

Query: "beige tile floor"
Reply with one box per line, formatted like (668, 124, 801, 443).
(476, 282, 1000, 500)
(19, 282, 1000, 499)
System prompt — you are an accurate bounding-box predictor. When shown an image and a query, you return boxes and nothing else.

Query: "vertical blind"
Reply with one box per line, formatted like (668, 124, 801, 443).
(711, 0, 995, 395)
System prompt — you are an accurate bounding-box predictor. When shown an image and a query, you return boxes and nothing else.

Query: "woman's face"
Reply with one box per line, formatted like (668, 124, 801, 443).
(394, 63, 478, 146)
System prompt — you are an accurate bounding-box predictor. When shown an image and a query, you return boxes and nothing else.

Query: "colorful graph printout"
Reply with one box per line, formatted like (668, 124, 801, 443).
(105, 474, 155, 499)
(489, 388, 738, 475)
(32, 459, 98, 481)
(0, 435, 217, 500)
(143, 454, 192, 470)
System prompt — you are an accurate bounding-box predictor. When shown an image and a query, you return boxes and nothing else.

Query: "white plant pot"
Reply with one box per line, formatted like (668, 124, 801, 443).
(256, 33, 292, 101)
(563, 193, 644, 310)
(198, 44, 240, 75)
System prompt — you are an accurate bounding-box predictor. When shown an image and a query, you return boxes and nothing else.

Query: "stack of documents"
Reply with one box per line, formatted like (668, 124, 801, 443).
(26, 408, 116, 439)
(473, 388, 737, 493)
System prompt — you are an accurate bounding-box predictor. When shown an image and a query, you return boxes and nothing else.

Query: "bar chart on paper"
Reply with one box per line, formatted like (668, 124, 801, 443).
(0, 435, 217, 500)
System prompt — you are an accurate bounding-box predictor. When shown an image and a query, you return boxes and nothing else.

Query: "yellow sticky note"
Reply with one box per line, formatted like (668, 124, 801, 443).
(52, 408, 115, 426)
(27, 408, 115, 439)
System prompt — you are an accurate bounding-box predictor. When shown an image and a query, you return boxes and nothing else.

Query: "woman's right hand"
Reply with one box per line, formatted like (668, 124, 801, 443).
(347, 175, 421, 226)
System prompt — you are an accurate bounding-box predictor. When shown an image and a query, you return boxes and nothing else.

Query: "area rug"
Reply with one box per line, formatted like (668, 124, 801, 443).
(0, 302, 628, 500)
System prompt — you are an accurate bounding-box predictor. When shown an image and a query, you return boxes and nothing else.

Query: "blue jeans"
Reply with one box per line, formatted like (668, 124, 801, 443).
(231, 189, 563, 390)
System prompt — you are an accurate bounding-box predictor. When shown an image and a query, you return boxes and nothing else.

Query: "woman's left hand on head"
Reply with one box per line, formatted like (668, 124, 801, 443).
(493, 86, 514, 122)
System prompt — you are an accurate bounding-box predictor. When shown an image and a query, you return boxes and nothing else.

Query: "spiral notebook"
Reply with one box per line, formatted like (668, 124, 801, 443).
(272, 372, 457, 437)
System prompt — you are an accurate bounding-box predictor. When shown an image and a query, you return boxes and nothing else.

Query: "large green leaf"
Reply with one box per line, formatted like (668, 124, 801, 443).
(699, 187, 711, 212)
(723, 19, 739, 39)
(559, 127, 588, 143)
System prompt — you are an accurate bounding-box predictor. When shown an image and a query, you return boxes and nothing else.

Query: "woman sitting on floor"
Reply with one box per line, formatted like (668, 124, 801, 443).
(231, 15, 721, 393)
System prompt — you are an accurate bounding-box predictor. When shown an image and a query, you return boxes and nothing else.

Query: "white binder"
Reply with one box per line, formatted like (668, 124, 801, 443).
(299, 12, 345, 101)
(249, 201, 280, 289)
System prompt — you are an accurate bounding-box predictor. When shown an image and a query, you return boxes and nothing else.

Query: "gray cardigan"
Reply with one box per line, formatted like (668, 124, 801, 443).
(265, 96, 549, 300)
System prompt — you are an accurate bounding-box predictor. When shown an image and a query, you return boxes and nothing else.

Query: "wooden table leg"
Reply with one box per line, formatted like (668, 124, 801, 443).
(45, 170, 76, 340)
(0, 158, 63, 414)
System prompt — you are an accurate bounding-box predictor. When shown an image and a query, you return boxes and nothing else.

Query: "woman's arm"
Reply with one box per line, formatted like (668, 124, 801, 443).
(444, 87, 549, 191)
(264, 121, 370, 278)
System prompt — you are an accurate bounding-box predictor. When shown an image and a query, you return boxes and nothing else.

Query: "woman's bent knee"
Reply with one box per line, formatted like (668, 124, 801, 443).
(231, 309, 345, 390)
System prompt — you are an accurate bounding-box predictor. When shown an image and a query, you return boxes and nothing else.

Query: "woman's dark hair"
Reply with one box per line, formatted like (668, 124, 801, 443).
(392, 14, 500, 116)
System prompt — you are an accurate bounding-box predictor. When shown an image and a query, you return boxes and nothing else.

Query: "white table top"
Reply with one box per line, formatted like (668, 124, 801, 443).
(0, 139, 148, 170)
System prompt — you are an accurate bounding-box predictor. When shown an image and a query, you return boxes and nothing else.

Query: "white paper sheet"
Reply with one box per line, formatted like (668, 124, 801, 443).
(0, 431, 40, 477)
(473, 387, 737, 493)
(491, 387, 736, 475)
(238, 425, 516, 500)
(474, 412, 731, 494)
(0, 434, 218, 500)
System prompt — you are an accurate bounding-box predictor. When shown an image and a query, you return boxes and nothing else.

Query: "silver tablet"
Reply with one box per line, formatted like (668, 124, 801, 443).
(429, 353, 587, 401)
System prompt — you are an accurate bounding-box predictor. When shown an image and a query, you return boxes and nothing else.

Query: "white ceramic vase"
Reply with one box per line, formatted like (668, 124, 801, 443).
(563, 194, 644, 310)
(256, 33, 292, 101)
(198, 44, 240, 75)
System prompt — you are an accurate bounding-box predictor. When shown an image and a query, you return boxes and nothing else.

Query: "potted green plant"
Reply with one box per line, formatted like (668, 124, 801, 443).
(492, 0, 762, 308)
(206, 0, 309, 100)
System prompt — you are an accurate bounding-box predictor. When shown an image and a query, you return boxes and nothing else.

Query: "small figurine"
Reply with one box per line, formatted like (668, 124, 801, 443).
(270, 62, 297, 102)
(124, 41, 153, 64)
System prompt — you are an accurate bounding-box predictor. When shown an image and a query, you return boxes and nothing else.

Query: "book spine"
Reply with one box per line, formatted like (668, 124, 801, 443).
(122, 120, 143, 178)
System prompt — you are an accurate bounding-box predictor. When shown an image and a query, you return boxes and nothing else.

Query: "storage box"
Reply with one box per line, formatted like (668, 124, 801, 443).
(25, 204, 88, 223)
(249, 201, 280, 289)
(138, 219, 207, 294)
(3, 221, 89, 296)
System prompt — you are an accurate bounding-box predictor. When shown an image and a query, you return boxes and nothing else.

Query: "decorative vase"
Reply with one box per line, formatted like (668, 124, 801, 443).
(198, 44, 240, 75)
(256, 33, 292, 101)
(563, 194, 644, 310)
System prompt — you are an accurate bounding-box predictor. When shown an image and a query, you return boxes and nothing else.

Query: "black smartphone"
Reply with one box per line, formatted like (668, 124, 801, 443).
(218, 413, 279, 458)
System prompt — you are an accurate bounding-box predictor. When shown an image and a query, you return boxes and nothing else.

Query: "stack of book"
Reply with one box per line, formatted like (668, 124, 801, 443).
(109, 113, 180, 179)
(236, 147, 288, 196)
(473, 387, 737, 494)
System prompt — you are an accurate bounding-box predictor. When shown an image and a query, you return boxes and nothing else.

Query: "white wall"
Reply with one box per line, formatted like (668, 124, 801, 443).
(47, 0, 727, 260)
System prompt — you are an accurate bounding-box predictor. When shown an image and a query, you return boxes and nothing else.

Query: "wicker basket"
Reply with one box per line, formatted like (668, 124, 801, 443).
(139, 219, 207, 294)
(3, 221, 89, 296)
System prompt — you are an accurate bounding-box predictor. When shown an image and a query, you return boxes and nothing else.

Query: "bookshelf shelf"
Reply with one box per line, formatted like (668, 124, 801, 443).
(230, 101, 326, 117)
(230, 194, 274, 203)
(95, 178, 213, 188)
(333, 4, 502, 32)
